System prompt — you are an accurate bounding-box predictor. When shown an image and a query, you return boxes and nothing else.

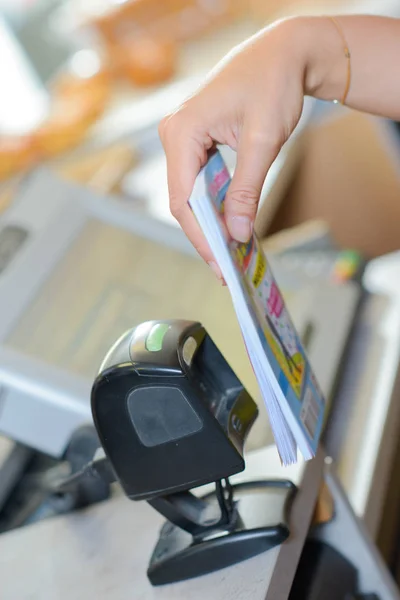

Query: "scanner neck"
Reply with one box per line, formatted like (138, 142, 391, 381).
(148, 478, 237, 538)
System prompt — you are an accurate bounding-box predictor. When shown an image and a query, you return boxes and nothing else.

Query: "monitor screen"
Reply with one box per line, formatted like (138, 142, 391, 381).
(6, 218, 256, 396)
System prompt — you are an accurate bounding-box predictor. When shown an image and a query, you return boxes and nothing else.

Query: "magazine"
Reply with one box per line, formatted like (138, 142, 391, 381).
(189, 149, 326, 465)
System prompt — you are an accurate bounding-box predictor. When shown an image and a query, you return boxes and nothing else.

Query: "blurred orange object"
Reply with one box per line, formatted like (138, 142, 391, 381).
(112, 36, 177, 87)
(51, 52, 111, 112)
(34, 95, 103, 158)
(86, 0, 245, 47)
(312, 481, 335, 525)
(70, 0, 249, 89)
(34, 61, 111, 159)
(52, 71, 110, 105)
(0, 52, 112, 181)
(0, 136, 37, 182)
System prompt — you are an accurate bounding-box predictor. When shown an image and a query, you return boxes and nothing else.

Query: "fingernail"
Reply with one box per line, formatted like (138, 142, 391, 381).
(229, 215, 252, 243)
(208, 261, 222, 280)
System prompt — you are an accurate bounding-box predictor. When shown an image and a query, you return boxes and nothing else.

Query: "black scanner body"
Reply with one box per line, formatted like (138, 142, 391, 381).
(89, 319, 295, 586)
(91, 320, 258, 501)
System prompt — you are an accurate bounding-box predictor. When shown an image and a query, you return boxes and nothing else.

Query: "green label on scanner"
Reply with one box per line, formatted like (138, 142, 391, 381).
(145, 323, 170, 352)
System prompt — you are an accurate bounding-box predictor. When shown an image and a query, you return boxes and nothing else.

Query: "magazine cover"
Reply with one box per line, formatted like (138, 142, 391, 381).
(201, 149, 326, 456)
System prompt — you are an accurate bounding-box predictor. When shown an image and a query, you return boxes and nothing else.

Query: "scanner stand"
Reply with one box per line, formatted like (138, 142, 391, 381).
(147, 477, 296, 585)
(86, 319, 300, 586)
(55, 455, 297, 586)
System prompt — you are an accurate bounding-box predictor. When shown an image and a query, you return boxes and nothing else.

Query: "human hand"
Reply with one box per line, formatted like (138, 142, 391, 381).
(159, 18, 313, 279)
(160, 13, 400, 280)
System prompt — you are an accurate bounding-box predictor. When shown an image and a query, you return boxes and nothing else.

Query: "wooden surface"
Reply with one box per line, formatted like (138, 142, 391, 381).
(0, 446, 325, 600)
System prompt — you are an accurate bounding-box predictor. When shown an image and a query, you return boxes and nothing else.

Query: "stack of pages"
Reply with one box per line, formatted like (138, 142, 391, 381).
(189, 149, 326, 465)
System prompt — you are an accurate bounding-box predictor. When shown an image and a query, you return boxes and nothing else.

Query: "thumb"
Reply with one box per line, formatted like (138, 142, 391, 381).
(224, 126, 281, 243)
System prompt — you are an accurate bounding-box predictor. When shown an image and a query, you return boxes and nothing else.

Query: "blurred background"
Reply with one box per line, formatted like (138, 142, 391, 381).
(2, 0, 400, 591)
(1, 0, 400, 252)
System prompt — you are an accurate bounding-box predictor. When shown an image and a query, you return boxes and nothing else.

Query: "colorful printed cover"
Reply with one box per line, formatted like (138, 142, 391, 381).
(201, 149, 326, 456)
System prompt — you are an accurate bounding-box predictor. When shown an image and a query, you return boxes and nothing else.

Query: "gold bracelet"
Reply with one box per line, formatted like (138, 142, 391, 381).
(329, 16, 351, 105)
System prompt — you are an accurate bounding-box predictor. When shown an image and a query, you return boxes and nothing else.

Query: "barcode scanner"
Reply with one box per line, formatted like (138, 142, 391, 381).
(57, 320, 296, 585)
(92, 320, 258, 500)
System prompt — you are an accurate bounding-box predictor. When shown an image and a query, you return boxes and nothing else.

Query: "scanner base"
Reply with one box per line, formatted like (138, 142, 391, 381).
(147, 480, 296, 586)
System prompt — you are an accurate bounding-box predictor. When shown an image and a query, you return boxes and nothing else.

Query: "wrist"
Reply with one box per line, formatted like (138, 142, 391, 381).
(287, 16, 350, 103)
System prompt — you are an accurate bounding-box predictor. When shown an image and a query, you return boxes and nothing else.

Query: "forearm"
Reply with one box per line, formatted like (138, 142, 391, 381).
(299, 15, 400, 120)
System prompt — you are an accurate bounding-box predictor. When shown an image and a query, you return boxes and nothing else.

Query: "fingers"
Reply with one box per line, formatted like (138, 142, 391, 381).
(159, 112, 224, 280)
(224, 125, 282, 243)
(159, 108, 284, 283)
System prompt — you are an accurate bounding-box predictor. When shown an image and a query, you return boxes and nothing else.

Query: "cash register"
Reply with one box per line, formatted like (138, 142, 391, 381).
(0, 170, 360, 459)
(0, 170, 359, 529)
(0, 171, 398, 597)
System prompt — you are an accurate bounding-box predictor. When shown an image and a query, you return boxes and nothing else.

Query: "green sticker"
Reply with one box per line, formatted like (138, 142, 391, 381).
(145, 323, 170, 352)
